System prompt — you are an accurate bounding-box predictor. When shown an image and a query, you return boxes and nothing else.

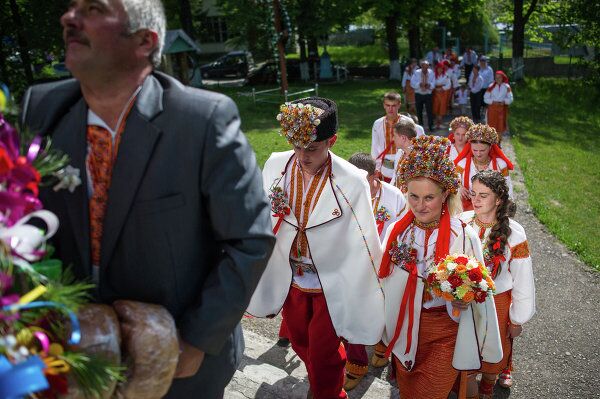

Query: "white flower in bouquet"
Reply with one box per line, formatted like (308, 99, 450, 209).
(446, 262, 457, 271)
(467, 259, 479, 270)
(440, 281, 453, 293)
(479, 280, 489, 291)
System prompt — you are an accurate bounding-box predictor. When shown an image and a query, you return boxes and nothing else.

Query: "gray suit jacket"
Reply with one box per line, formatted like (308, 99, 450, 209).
(21, 72, 274, 369)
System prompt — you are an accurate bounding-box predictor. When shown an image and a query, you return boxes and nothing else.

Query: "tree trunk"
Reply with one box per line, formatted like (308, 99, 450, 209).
(512, 0, 538, 81)
(273, 0, 289, 93)
(385, 13, 401, 80)
(408, 24, 421, 59)
(298, 34, 310, 81)
(178, 0, 195, 39)
(9, 0, 33, 84)
(307, 36, 319, 81)
(299, 34, 307, 62)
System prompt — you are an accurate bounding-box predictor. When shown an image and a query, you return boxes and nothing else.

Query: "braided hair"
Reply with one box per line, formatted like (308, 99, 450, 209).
(471, 170, 516, 259)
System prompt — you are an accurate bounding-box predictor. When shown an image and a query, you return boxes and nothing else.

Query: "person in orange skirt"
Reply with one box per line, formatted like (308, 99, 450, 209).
(484, 71, 513, 138)
(454, 124, 514, 211)
(459, 170, 535, 398)
(379, 136, 503, 399)
(402, 58, 418, 114)
(432, 62, 451, 129)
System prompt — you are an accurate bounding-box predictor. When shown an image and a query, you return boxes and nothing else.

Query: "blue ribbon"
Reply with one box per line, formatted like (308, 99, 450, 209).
(0, 355, 48, 399)
(2, 301, 81, 345)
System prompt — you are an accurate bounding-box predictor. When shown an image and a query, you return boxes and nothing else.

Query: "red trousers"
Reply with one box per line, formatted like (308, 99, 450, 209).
(282, 286, 347, 399)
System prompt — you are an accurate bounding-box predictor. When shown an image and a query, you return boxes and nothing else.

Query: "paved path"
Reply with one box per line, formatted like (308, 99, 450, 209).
(227, 113, 600, 398)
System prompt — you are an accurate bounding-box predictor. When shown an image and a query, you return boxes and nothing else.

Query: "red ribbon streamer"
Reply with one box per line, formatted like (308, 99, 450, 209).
(380, 204, 452, 359)
(385, 260, 419, 358)
(272, 209, 290, 235)
(377, 220, 385, 236)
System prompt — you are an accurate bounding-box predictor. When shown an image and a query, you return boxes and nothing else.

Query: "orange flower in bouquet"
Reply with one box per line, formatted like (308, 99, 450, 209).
(427, 253, 496, 317)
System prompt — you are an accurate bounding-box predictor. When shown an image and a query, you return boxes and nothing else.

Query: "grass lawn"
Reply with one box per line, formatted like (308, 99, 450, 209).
(510, 78, 600, 270)
(286, 42, 408, 67)
(213, 80, 401, 165)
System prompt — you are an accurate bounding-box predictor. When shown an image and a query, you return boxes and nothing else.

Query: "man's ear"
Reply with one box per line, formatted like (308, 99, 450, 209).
(136, 29, 159, 62)
(328, 134, 338, 148)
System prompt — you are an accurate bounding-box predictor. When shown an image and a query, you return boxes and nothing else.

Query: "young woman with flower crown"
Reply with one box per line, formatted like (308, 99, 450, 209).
(379, 135, 503, 399)
(447, 116, 474, 163)
(454, 124, 514, 212)
(459, 170, 535, 398)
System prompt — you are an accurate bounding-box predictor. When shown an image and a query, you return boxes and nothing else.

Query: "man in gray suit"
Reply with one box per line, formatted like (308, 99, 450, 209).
(21, 0, 274, 397)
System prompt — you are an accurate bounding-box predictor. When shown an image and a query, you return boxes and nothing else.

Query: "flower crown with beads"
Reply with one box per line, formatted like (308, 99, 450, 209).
(449, 116, 474, 132)
(397, 135, 460, 194)
(276, 102, 323, 148)
(466, 123, 499, 145)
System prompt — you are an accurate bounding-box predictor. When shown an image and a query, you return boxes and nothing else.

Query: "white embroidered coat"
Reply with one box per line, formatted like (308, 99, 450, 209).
(247, 151, 385, 345)
(381, 218, 503, 370)
(373, 181, 407, 242)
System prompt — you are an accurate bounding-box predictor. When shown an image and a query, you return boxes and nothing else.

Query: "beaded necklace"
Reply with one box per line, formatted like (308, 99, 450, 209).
(390, 221, 438, 269)
(470, 216, 496, 268)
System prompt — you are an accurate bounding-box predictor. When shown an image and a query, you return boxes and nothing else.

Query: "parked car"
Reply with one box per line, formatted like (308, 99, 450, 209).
(199, 51, 254, 79)
(246, 59, 302, 85)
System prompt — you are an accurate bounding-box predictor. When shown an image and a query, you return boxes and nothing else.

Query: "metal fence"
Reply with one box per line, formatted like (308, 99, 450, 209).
(239, 84, 319, 104)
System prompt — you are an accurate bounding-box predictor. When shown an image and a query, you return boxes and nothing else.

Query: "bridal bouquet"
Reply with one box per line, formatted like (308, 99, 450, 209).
(0, 113, 122, 398)
(427, 253, 496, 317)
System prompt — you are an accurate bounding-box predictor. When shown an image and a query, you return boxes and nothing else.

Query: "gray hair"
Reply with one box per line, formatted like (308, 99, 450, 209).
(122, 0, 166, 68)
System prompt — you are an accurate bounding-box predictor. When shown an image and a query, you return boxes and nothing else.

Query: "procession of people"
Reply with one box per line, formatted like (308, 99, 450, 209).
(0, 1, 539, 398)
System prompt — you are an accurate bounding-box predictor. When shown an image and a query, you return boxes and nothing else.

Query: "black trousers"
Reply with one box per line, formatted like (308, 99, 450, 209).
(470, 91, 482, 122)
(464, 64, 474, 82)
(415, 93, 433, 131)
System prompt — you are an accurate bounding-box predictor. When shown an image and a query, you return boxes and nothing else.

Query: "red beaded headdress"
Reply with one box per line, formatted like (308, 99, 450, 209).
(397, 135, 460, 194)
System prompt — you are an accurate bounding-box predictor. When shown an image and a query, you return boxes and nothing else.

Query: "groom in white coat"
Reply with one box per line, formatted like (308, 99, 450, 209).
(247, 97, 384, 399)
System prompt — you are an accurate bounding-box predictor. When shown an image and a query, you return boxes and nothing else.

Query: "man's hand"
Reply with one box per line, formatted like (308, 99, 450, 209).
(174, 337, 205, 379)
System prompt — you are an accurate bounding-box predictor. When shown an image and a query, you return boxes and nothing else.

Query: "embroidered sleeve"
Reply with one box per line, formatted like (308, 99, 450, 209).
(510, 240, 530, 260)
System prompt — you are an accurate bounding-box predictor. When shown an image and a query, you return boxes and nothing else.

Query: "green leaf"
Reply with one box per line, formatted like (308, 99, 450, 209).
(61, 351, 126, 398)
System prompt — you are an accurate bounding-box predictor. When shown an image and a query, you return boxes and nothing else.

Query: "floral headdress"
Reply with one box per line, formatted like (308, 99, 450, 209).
(449, 116, 474, 132)
(397, 135, 460, 194)
(466, 123, 498, 145)
(276, 102, 323, 148)
(276, 97, 338, 148)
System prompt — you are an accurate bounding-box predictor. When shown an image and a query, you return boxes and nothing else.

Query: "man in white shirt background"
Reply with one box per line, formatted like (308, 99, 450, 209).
(461, 47, 478, 81)
(410, 60, 435, 132)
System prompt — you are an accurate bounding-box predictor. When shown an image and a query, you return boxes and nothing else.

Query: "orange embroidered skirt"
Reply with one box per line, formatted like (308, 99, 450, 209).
(486, 103, 509, 134)
(433, 89, 449, 116)
(480, 290, 513, 374)
(405, 85, 416, 105)
(394, 307, 459, 399)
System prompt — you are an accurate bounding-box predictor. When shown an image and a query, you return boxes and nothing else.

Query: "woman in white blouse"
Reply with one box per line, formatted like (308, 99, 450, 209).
(459, 170, 535, 398)
(484, 71, 513, 138)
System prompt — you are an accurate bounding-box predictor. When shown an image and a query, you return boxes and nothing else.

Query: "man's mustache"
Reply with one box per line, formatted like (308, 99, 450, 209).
(64, 29, 90, 45)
